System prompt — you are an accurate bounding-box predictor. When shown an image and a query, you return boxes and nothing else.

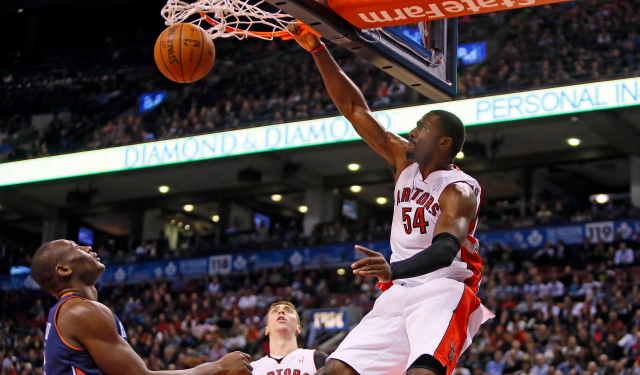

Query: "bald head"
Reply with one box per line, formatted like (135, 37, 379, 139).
(31, 239, 104, 297)
(31, 240, 68, 294)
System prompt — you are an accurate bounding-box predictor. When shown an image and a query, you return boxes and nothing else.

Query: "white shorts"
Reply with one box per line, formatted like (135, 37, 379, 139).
(328, 278, 492, 375)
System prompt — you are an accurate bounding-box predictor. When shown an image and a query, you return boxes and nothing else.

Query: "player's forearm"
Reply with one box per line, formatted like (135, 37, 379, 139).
(390, 233, 460, 280)
(147, 363, 221, 375)
(312, 47, 369, 119)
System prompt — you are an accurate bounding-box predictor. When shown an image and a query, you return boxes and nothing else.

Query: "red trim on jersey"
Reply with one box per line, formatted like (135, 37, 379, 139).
(433, 285, 482, 375)
(461, 235, 483, 293)
(55, 296, 88, 351)
(72, 367, 87, 375)
(441, 179, 483, 293)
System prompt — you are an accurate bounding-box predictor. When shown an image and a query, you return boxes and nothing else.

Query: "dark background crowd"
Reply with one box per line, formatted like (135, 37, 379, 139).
(2, 228, 640, 375)
(1, 195, 639, 273)
(1, 0, 640, 162)
(3, 1, 640, 374)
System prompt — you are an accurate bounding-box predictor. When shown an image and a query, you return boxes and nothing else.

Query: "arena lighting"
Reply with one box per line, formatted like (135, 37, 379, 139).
(337, 268, 346, 275)
(347, 163, 361, 171)
(178, 222, 183, 227)
(212, 215, 220, 222)
(594, 194, 610, 204)
(298, 206, 308, 213)
(3, 77, 640, 187)
(271, 194, 282, 201)
(170, 220, 176, 225)
(183, 204, 194, 212)
(567, 138, 581, 146)
(456, 151, 464, 159)
(185, 224, 190, 230)
(350, 185, 362, 193)
(158, 185, 170, 193)
(376, 197, 388, 205)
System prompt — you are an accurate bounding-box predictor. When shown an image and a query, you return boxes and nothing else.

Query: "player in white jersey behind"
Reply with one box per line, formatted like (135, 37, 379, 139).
(251, 301, 328, 375)
(288, 24, 494, 375)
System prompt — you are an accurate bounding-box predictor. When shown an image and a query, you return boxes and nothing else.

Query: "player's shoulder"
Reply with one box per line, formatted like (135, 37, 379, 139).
(440, 182, 477, 209)
(59, 298, 115, 329)
(60, 297, 107, 314)
(442, 180, 476, 198)
(441, 167, 479, 184)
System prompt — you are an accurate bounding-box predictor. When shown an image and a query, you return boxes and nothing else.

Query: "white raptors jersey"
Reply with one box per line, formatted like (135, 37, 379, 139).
(251, 349, 320, 375)
(390, 163, 483, 287)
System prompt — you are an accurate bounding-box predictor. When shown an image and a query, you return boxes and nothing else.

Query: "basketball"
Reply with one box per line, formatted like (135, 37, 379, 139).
(154, 23, 215, 83)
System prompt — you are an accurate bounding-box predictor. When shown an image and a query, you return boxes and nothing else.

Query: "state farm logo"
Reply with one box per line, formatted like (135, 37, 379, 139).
(356, 0, 542, 24)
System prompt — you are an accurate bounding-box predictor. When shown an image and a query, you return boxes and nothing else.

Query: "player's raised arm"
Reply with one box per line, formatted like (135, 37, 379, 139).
(58, 299, 253, 375)
(288, 24, 411, 175)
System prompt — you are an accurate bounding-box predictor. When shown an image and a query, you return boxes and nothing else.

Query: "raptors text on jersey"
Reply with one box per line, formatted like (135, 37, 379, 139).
(390, 163, 483, 289)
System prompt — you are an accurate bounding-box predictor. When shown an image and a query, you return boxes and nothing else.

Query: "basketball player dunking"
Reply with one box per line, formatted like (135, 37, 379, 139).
(288, 24, 494, 375)
(31, 239, 253, 375)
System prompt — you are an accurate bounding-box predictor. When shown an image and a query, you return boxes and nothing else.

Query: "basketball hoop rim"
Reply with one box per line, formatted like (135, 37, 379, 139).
(195, 0, 320, 39)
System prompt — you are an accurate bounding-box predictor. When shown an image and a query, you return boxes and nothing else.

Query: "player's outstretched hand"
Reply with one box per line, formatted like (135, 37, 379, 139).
(210, 351, 253, 375)
(287, 23, 322, 52)
(352, 245, 392, 283)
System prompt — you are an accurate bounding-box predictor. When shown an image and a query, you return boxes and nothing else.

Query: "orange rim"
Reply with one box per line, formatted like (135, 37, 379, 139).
(194, 0, 320, 39)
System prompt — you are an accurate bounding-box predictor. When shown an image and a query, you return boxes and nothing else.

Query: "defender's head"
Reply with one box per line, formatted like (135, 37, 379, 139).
(265, 301, 301, 337)
(406, 110, 465, 163)
(31, 240, 104, 298)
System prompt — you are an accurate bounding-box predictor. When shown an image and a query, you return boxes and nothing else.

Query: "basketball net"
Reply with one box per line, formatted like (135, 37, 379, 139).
(161, 0, 319, 40)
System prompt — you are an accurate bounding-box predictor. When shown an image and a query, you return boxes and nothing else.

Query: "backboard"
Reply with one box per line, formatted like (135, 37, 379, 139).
(265, 0, 458, 102)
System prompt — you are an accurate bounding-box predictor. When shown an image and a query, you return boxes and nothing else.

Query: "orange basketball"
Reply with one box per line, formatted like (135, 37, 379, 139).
(154, 23, 215, 83)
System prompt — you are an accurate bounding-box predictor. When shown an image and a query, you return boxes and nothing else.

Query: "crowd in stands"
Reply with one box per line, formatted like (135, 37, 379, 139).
(3, 227, 640, 375)
(479, 197, 640, 231)
(1, 1, 640, 162)
(1, 197, 639, 271)
(457, 0, 640, 96)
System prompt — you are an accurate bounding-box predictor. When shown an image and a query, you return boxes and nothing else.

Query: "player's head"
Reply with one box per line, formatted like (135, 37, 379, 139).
(406, 110, 465, 162)
(265, 301, 301, 338)
(31, 239, 105, 297)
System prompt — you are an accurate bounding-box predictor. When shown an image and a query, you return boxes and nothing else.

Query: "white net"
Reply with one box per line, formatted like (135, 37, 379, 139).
(161, 0, 296, 40)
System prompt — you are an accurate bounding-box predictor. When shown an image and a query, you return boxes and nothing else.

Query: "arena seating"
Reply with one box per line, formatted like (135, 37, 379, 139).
(2, 225, 640, 375)
(1, 1, 639, 162)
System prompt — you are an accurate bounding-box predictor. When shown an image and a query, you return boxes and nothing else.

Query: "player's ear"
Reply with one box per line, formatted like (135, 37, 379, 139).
(296, 325, 301, 335)
(265, 327, 269, 336)
(439, 136, 453, 150)
(56, 264, 73, 278)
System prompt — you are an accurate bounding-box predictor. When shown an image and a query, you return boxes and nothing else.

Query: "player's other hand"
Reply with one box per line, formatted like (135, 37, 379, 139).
(287, 23, 322, 52)
(352, 245, 392, 283)
(212, 351, 253, 375)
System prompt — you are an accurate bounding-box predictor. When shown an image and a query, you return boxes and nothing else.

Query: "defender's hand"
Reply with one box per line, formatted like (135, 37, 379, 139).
(213, 351, 253, 375)
(352, 245, 392, 283)
(287, 23, 322, 52)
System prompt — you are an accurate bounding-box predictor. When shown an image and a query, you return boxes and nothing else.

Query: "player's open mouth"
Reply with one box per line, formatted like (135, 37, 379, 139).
(277, 317, 286, 322)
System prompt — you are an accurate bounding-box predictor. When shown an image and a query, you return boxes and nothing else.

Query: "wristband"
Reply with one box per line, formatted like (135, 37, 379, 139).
(310, 43, 326, 54)
(376, 281, 393, 292)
